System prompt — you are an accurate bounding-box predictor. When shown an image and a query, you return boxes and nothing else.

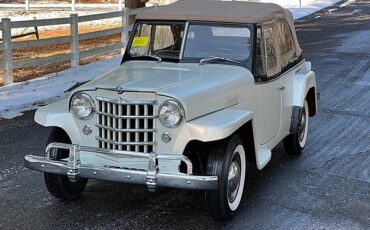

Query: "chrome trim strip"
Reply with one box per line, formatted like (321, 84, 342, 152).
(96, 124, 156, 133)
(96, 96, 156, 105)
(96, 137, 156, 146)
(96, 111, 156, 119)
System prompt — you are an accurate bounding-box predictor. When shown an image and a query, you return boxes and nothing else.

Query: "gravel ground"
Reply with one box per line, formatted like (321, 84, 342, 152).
(0, 0, 369, 229)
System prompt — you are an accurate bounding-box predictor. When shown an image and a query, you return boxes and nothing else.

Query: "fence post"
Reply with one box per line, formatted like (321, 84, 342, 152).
(71, 0, 76, 11)
(121, 8, 129, 55)
(2, 18, 13, 85)
(25, 0, 29, 11)
(70, 14, 79, 68)
(119, 0, 123, 11)
(299, 0, 302, 7)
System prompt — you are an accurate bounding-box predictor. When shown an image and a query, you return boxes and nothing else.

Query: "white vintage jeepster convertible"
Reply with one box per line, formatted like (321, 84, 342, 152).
(25, 1, 317, 220)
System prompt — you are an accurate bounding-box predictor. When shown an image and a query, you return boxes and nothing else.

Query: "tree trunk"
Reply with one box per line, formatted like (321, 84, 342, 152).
(125, 0, 149, 24)
(125, 0, 148, 8)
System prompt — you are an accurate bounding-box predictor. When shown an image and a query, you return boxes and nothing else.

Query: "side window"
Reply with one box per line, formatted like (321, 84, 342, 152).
(255, 26, 266, 77)
(255, 22, 281, 79)
(263, 24, 278, 75)
(276, 19, 297, 69)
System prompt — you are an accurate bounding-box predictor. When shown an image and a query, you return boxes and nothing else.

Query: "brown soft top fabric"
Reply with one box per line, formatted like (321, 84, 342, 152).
(137, 0, 290, 24)
(136, 0, 302, 57)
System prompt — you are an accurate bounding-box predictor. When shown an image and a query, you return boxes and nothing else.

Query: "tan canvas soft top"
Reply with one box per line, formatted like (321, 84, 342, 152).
(138, 0, 288, 24)
(137, 0, 302, 56)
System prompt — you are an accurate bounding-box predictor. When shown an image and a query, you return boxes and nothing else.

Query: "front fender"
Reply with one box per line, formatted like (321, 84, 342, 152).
(186, 109, 253, 142)
(170, 108, 259, 169)
(34, 99, 82, 142)
(171, 108, 254, 155)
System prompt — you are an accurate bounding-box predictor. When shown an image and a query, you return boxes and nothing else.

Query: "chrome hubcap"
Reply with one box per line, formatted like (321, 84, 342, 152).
(298, 107, 306, 142)
(228, 156, 241, 203)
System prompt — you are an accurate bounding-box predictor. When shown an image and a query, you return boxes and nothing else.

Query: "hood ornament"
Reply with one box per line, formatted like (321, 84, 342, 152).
(114, 97, 126, 104)
(116, 85, 124, 94)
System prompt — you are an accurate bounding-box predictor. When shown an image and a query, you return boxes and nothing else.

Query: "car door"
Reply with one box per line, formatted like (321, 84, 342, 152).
(255, 21, 283, 145)
(276, 18, 302, 134)
(257, 80, 283, 144)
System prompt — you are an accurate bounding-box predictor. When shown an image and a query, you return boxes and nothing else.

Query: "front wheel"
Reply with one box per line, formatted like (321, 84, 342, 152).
(205, 135, 246, 220)
(44, 128, 88, 201)
(283, 100, 309, 155)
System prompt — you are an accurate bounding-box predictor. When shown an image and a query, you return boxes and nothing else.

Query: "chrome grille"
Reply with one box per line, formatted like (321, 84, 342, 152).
(96, 97, 156, 153)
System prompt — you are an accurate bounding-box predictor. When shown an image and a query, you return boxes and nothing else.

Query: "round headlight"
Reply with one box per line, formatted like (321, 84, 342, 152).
(71, 93, 95, 119)
(159, 100, 184, 128)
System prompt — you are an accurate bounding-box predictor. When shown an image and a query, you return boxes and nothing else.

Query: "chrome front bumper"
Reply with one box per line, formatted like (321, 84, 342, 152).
(24, 143, 218, 191)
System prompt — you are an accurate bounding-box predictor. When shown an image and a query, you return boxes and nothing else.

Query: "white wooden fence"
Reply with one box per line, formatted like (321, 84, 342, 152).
(0, 0, 172, 11)
(0, 7, 151, 85)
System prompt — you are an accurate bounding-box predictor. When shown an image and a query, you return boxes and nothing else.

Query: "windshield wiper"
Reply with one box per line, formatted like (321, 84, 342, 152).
(199, 56, 241, 65)
(141, 55, 162, 63)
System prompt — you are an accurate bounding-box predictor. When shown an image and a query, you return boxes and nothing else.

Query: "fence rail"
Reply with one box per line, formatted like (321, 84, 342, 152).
(0, 0, 172, 11)
(1, 0, 128, 11)
(0, 7, 151, 85)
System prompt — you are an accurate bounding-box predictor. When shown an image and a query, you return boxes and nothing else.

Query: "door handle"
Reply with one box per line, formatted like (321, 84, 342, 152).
(278, 86, 286, 91)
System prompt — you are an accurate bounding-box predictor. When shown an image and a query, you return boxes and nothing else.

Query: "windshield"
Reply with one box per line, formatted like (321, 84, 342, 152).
(184, 24, 251, 61)
(129, 22, 186, 59)
(127, 22, 252, 65)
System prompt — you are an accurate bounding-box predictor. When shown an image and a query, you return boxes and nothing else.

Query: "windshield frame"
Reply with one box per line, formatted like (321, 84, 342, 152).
(122, 20, 254, 70)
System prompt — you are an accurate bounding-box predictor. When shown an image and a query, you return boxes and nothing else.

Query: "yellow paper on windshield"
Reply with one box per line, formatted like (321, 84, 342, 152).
(132, 37, 149, 47)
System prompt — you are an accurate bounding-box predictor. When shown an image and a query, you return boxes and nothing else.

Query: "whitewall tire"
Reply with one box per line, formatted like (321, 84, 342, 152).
(205, 135, 247, 220)
(283, 100, 309, 155)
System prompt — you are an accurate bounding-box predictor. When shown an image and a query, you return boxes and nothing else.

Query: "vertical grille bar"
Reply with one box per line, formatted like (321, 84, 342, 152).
(135, 105, 139, 152)
(126, 104, 131, 152)
(107, 102, 111, 149)
(118, 105, 123, 151)
(112, 104, 116, 150)
(101, 101, 106, 149)
(144, 105, 148, 153)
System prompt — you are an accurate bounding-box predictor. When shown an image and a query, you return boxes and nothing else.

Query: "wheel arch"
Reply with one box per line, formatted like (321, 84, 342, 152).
(182, 119, 257, 175)
(306, 87, 317, 117)
(34, 99, 83, 143)
(292, 70, 317, 112)
(47, 127, 71, 143)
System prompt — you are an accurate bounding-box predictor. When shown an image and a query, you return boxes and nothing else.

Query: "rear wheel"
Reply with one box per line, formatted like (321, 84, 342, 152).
(283, 100, 309, 155)
(44, 128, 88, 201)
(205, 135, 246, 220)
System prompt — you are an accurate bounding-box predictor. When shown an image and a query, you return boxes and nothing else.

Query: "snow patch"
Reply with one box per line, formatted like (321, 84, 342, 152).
(0, 57, 121, 119)
(340, 0, 356, 8)
(0, 10, 121, 39)
(257, 0, 343, 19)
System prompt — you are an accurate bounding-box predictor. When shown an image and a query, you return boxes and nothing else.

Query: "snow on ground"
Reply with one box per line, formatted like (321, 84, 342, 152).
(258, 0, 345, 19)
(0, 0, 357, 119)
(0, 9, 122, 39)
(0, 57, 121, 119)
